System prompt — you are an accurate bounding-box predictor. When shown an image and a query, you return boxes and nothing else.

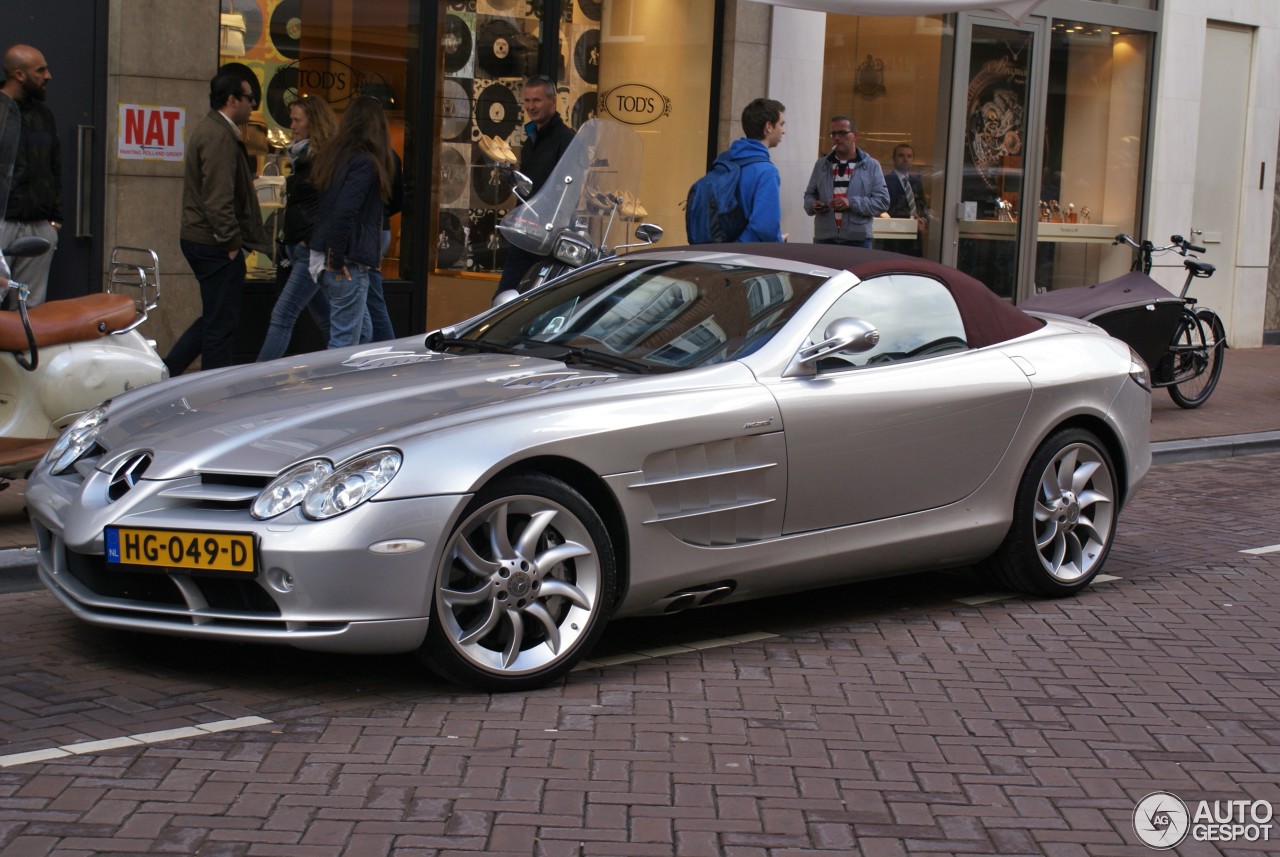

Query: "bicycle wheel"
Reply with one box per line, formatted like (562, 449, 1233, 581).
(1168, 308, 1226, 409)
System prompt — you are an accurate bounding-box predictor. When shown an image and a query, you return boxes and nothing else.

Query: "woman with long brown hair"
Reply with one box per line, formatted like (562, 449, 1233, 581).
(257, 94, 338, 361)
(308, 95, 394, 349)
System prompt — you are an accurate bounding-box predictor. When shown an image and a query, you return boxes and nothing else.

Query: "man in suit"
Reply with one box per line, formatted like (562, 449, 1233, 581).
(884, 143, 929, 257)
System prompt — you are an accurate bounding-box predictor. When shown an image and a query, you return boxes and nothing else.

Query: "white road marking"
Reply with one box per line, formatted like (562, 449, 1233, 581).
(1241, 543, 1280, 555)
(0, 716, 273, 769)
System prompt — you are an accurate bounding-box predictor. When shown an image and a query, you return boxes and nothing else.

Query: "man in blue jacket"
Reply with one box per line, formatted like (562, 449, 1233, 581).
(728, 97, 786, 243)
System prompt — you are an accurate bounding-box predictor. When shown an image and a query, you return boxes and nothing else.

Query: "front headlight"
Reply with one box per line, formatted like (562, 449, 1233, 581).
(552, 233, 595, 267)
(46, 405, 109, 474)
(302, 449, 401, 520)
(252, 459, 334, 519)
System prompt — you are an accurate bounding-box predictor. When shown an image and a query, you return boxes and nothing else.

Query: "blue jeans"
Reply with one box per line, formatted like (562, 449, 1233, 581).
(364, 230, 395, 342)
(319, 264, 372, 349)
(258, 243, 330, 361)
(167, 239, 246, 374)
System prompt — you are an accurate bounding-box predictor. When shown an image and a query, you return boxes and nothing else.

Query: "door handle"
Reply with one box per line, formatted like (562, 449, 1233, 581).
(75, 124, 93, 238)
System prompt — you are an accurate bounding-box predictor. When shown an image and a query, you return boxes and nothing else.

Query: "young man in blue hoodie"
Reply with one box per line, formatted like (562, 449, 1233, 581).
(728, 98, 786, 243)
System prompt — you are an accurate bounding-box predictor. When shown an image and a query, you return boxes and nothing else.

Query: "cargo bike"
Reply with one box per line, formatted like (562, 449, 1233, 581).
(1020, 232, 1227, 409)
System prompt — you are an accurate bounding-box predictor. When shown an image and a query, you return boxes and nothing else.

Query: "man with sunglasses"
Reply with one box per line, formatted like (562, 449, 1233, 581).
(803, 115, 887, 248)
(167, 73, 270, 374)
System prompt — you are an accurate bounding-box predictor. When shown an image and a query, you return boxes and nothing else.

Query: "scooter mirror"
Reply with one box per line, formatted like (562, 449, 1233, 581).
(511, 170, 534, 200)
(1, 236, 53, 258)
(634, 223, 664, 244)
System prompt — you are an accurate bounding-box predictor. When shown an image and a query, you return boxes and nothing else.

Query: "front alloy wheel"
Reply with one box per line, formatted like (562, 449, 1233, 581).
(983, 428, 1118, 597)
(421, 474, 616, 691)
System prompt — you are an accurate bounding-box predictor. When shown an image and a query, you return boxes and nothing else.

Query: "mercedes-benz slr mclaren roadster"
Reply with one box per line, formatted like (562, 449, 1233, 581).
(27, 245, 1151, 691)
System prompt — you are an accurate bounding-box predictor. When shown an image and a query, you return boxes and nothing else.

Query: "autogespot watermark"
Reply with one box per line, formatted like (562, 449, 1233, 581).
(1133, 792, 1275, 849)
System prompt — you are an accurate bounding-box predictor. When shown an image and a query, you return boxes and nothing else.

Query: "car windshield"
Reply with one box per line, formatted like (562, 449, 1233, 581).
(453, 259, 832, 372)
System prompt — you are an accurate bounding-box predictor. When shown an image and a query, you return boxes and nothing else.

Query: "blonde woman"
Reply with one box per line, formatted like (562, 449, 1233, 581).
(258, 95, 338, 361)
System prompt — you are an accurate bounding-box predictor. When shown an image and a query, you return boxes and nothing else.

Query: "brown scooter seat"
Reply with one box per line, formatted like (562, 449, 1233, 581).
(0, 436, 56, 470)
(0, 293, 139, 353)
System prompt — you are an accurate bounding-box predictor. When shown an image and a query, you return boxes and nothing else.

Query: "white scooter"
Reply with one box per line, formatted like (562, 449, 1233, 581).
(0, 237, 168, 481)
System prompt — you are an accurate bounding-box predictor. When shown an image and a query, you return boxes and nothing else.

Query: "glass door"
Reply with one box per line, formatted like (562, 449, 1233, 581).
(942, 16, 1045, 301)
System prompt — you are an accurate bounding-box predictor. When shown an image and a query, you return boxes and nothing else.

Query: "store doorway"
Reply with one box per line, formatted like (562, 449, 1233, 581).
(941, 16, 1045, 301)
(1192, 22, 1252, 331)
(3, 1, 108, 300)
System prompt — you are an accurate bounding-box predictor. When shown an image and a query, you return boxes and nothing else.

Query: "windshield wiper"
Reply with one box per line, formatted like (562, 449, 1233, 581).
(425, 333, 517, 355)
(520, 338, 652, 374)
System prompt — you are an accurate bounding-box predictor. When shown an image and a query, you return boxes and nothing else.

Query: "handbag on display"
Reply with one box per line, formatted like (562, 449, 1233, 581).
(254, 158, 286, 209)
(220, 1, 247, 57)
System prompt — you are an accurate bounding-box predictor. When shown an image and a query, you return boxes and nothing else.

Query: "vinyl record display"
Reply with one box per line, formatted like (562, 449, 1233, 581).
(442, 14, 473, 75)
(475, 82, 520, 139)
(437, 210, 468, 269)
(438, 146, 468, 207)
(576, 0, 602, 22)
(222, 0, 263, 54)
(573, 29, 600, 86)
(441, 79, 472, 141)
(471, 146, 514, 207)
(476, 18, 537, 79)
(264, 64, 298, 127)
(571, 92, 597, 130)
(448, 0, 476, 11)
(268, 0, 302, 60)
(466, 208, 506, 273)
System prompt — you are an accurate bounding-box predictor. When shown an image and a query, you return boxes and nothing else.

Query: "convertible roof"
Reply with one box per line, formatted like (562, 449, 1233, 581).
(690, 243, 1044, 349)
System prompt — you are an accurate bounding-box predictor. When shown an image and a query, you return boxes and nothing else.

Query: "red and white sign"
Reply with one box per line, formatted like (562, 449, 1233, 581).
(117, 105, 185, 161)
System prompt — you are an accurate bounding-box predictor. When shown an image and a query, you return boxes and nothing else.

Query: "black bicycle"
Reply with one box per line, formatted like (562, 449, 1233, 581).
(1114, 232, 1227, 408)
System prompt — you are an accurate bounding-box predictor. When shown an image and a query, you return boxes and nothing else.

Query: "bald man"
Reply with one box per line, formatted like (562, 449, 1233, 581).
(0, 44, 61, 307)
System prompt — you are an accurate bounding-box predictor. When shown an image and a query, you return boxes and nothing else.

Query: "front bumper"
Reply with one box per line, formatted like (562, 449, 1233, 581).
(28, 472, 471, 654)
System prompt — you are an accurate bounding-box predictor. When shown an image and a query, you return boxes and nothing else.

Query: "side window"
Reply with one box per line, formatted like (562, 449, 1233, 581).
(810, 274, 968, 370)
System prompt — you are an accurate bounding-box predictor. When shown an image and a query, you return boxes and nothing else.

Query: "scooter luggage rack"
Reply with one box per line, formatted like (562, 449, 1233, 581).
(106, 246, 161, 333)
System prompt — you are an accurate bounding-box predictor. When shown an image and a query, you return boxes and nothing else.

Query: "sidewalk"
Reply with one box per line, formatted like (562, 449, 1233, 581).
(0, 346, 1276, 552)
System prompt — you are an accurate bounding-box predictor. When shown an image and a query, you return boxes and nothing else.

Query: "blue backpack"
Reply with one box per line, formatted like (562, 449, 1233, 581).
(684, 151, 771, 244)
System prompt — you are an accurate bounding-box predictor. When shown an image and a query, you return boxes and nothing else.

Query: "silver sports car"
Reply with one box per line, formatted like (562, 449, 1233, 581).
(27, 245, 1151, 691)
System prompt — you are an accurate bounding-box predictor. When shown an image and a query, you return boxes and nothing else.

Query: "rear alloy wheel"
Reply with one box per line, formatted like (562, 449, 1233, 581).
(983, 428, 1118, 597)
(421, 474, 616, 691)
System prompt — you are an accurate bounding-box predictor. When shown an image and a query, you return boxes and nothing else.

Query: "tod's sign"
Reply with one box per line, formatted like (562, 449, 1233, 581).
(600, 84, 671, 126)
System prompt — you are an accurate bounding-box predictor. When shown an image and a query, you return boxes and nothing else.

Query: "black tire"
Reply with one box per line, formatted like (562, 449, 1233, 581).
(419, 473, 616, 691)
(1168, 309, 1226, 409)
(981, 428, 1118, 598)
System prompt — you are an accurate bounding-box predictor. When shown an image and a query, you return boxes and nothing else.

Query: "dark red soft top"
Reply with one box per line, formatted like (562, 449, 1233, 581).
(688, 243, 1044, 348)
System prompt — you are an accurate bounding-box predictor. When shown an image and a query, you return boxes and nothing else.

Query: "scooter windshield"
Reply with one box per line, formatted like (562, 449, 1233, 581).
(498, 118, 643, 255)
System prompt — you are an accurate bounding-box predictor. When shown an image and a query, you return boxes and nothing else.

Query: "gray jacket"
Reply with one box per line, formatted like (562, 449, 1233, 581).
(803, 148, 890, 242)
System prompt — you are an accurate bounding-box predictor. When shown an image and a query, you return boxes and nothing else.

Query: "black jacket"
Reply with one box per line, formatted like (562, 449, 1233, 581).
(520, 112, 575, 194)
(311, 153, 384, 271)
(5, 97, 62, 223)
(281, 149, 319, 245)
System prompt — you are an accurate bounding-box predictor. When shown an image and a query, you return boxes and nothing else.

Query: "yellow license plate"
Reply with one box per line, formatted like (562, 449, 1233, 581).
(105, 527, 257, 574)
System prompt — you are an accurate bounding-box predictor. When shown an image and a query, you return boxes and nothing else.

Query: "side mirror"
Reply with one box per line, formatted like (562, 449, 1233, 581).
(511, 170, 534, 200)
(1, 236, 52, 258)
(798, 317, 880, 364)
(634, 223, 664, 244)
(613, 222, 665, 253)
(491, 288, 521, 308)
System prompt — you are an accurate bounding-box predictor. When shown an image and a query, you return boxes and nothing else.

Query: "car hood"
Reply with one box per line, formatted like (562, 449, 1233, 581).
(94, 342, 642, 478)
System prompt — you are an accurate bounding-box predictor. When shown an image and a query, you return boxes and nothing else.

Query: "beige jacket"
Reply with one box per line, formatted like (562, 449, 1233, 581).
(180, 109, 269, 254)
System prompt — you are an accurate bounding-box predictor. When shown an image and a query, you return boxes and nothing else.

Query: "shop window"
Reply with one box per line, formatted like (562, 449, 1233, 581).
(429, 0, 717, 283)
(819, 14, 949, 259)
(217, 0, 414, 283)
(1034, 22, 1152, 292)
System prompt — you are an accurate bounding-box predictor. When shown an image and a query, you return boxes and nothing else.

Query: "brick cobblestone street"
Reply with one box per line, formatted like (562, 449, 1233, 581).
(0, 449, 1277, 855)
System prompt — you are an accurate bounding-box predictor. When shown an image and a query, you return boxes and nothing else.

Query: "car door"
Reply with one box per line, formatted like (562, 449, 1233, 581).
(763, 273, 1033, 534)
